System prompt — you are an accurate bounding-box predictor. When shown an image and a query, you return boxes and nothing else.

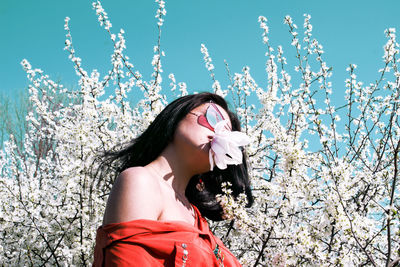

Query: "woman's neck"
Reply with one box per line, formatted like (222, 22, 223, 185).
(146, 144, 195, 197)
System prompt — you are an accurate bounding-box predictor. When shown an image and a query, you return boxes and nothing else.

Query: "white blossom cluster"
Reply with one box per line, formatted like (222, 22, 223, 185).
(211, 14, 400, 267)
(1, 2, 400, 267)
(200, 44, 226, 97)
(0, 1, 167, 265)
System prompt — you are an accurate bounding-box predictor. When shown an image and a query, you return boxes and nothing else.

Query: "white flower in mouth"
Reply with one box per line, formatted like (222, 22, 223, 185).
(209, 120, 250, 171)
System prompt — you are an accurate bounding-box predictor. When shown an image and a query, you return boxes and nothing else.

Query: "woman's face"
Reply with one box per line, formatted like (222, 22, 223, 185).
(173, 102, 232, 172)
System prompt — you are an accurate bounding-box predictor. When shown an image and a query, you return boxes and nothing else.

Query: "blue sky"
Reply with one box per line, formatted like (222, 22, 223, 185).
(1, 0, 399, 106)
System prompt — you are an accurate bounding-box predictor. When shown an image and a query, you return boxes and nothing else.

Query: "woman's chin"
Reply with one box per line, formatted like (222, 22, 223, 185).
(198, 142, 211, 152)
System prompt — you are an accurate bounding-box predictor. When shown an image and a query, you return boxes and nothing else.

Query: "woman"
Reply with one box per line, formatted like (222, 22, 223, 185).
(93, 92, 253, 266)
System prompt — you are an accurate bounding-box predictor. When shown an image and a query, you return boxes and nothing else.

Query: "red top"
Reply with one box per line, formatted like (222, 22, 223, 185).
(93, 205, 242, 267)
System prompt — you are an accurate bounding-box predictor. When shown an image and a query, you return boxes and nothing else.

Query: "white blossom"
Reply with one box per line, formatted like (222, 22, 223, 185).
(209, 120, 250, 171)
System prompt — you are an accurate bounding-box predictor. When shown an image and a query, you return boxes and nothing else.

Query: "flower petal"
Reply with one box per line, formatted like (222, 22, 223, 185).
(209, 149, 215, 171)
(225, 146, 243, 163)
(227, 131, 250, 146)
(214, 152, 228, 169)
(214, 120, 229, 132)
(208, 120, 250, 171)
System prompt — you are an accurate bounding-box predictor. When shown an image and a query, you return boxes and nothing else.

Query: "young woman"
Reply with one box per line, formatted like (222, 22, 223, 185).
(93, 92, 253, 266)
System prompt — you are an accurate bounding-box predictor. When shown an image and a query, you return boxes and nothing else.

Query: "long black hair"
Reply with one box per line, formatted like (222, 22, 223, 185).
(100, 92, 253, 221)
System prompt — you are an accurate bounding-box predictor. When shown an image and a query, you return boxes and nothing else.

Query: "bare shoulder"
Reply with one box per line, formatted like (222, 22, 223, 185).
(102, 166, 163, 225)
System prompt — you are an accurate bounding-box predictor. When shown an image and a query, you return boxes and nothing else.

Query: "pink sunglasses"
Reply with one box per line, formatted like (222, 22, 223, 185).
(190, 102, 226, 132)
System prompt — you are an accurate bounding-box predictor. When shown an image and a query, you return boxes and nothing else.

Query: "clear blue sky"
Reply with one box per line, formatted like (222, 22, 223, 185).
(1, 0, 399, 106)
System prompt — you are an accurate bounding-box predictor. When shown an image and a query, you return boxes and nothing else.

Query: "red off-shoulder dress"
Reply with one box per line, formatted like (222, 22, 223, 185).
(93, 205, 241, 266)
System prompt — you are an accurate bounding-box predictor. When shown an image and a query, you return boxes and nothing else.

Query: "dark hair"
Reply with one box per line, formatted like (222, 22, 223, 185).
(100, 92, 253, 221)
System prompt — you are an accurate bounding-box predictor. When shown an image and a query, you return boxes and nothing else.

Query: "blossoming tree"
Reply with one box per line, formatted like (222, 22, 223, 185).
(1, 1, 399, 266)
